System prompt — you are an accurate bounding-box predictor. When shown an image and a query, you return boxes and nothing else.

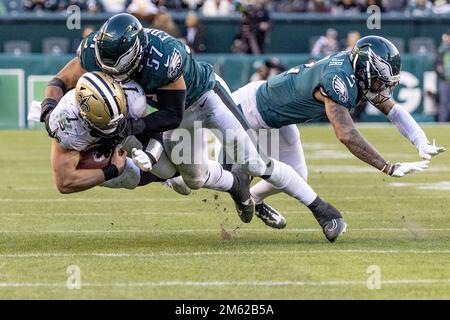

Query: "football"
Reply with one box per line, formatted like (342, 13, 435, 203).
(76, 149, 112, 169)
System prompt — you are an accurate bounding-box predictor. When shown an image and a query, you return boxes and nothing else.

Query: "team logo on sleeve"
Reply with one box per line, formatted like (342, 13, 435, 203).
(167, 49, 182, 79)
(332, 75, 349, 103)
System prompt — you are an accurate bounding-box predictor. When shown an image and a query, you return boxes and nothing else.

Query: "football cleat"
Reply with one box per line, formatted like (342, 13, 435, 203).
(228, 166, 254, 223)
(321, 218, 347, 243)
(163, 176, 191, 196)
(255, 202, 287, 229)
(308, 196, 347, 242)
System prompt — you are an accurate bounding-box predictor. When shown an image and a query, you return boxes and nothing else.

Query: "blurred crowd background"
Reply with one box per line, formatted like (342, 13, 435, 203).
(0, 0, 449, 123)
(0, 0, 448, 16)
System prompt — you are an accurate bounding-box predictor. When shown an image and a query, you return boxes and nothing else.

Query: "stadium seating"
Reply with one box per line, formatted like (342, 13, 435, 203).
(42, 37, 70, 55)
(3, 40, 31, 55)
(409, 37, 436, 55)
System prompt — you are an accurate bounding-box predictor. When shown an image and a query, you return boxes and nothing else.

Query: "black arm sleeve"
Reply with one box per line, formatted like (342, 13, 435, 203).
(140, 89, 186, 134)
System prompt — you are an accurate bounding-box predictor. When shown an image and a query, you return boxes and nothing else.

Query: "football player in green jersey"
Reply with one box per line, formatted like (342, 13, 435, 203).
(228, 36, 445, 228)
(39, 13, 351, 241)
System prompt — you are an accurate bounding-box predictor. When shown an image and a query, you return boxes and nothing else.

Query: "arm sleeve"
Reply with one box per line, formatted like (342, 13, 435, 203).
(387, 103, 428, 148)
(141, 89, 186, 133)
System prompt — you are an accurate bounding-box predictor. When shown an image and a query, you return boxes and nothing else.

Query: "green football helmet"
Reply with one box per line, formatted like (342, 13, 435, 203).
(350, 36, 401, 105)
(94, 13, 147, 79)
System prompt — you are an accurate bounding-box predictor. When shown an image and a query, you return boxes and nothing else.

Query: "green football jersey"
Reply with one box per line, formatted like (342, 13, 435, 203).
(256, 52, 362, 128)
(78, 29, 216, 107)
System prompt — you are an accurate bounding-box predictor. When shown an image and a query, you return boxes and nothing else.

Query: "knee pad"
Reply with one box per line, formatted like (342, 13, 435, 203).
(100, 158, 140, 190)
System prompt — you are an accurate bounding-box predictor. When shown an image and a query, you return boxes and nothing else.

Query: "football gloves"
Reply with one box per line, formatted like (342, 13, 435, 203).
(418, 139, 446, 160)
(132, 148, 152, 172)
(384, 160, 430, 178)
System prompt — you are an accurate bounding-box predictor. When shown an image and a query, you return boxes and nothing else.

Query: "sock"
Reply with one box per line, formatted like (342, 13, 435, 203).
(307, 196, 342, 225)
(250, 181, 281, 204)
(203, 160, 234, 192)
(264, 160, 317, 206)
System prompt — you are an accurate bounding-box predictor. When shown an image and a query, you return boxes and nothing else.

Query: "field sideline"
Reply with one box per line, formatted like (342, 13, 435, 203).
(0, 124, 449, 299)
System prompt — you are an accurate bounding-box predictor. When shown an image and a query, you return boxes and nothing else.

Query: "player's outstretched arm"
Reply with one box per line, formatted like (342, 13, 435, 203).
(40, 58, 87, 133)
(51, 141, 126, 194)
(323, 96, 429, 177)
(324, 98, 387, 170)
(376, 99, 446, 160)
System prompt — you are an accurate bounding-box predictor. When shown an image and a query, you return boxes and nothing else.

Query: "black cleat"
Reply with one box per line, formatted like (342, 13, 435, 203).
(228, 166, 254, 223)
(308, 196, 347, 242)
(321, 218, 347, 242)
(255, 202, 287, 229)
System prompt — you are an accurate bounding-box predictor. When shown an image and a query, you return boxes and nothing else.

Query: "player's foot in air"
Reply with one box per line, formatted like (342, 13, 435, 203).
(163, 176, 191, 196)
(308, 196, 347, 242)
(228, 166, 254, 223)
(255, 202, 287, 229)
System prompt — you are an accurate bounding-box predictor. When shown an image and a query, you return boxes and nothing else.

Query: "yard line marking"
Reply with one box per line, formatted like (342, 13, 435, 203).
(0, 198, 191, 203)
(0, 212, 200, 216)
(389, 181, 450, 191)
(0, 279, 449, 288)
(0, 227, 448, 234)
(1, 249, 450, 258)
(308, 165, 450, 174)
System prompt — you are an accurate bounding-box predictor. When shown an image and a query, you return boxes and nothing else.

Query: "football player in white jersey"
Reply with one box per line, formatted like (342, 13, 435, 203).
(49, 71, 184, 194)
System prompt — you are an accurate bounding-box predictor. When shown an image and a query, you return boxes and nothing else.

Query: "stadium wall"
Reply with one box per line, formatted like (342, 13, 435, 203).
(0, 53, 437, 128)
(0, 13, 449, 54)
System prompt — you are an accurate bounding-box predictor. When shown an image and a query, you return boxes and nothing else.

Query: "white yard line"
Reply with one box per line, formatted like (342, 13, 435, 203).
(0, 198, 191, 203)
(1, 249, 450, 259)
(0, 278, 449, 288)
(0, 227, 447, 234)
(0, 212, 199, 216)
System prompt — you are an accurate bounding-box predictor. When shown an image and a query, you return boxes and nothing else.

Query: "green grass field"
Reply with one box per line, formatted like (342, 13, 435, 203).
(0, 125, 449, 299)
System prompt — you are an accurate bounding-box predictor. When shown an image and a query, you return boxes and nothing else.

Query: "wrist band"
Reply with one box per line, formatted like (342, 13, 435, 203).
(102, 164, 119, 181)
(40, 98, 58, 123)
(381, 161, 390, 173)
(48, 77, 68, 95)
(381, 161, 395, 176)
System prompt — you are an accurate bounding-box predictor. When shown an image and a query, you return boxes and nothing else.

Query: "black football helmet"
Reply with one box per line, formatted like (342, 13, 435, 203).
(350, 36, 401, 105)
(94, 13, 148, 79)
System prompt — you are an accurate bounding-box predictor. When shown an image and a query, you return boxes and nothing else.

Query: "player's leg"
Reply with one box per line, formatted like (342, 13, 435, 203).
(163, 112, 253, 222)
(163, 117, 234, 192)
(251, 125, 308, 203)
(216, 76, 346, 241)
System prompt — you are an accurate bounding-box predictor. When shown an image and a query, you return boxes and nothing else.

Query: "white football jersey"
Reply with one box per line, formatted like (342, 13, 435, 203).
(49, 80, 147, 151)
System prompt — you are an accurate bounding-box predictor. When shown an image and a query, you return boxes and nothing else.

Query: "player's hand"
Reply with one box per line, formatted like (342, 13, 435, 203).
(389, 160, 429, 177)
(132, 148, 152, 172)
(111, 145, 127, 175)
(418, 139, 446, 160)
